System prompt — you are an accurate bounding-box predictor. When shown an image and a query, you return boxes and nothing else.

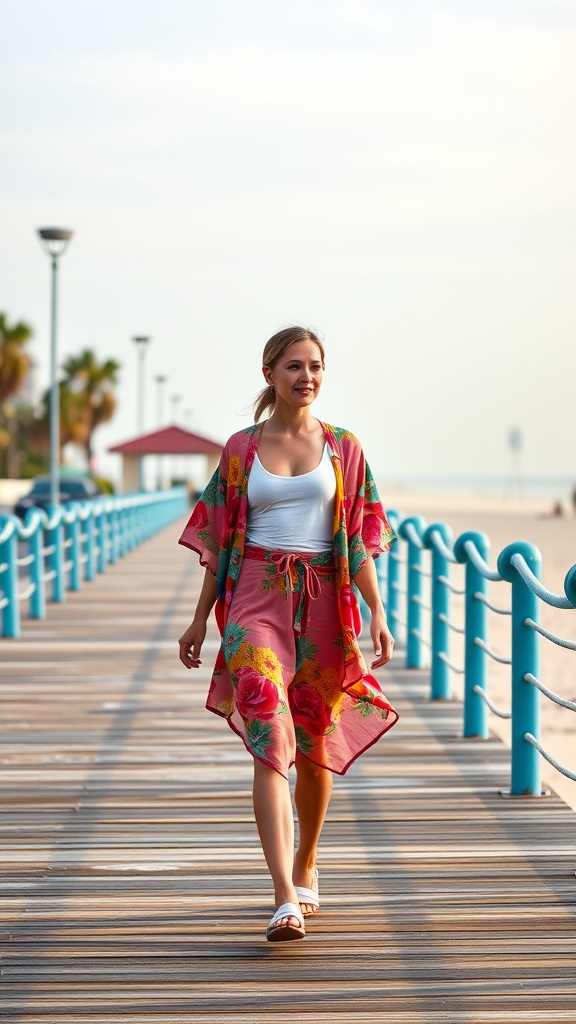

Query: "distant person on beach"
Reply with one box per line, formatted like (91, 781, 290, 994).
(178, 326, 398, 942)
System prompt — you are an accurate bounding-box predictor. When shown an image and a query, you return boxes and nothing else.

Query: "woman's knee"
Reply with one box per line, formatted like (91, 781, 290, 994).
(295, 752, 330, 780)
(253, 755, 288, 786)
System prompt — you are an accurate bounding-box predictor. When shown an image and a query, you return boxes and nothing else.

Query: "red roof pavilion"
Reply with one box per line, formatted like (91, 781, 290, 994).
(109, 425, 223, 492)
(109, 425, 223, 457)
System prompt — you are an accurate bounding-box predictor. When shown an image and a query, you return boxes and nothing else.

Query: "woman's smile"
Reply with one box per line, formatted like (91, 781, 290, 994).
(266, 338, 324, 408)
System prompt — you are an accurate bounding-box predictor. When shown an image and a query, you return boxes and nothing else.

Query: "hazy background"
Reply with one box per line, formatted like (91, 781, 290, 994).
(1, 0, 574, 492)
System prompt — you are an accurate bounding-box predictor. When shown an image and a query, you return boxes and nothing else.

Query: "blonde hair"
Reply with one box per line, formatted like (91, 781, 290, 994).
(253, 326, 325, 422)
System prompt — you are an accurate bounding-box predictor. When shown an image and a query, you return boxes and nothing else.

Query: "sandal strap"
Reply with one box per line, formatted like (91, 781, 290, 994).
(295, 885, 320, 907)
(268, 902, 304, 930)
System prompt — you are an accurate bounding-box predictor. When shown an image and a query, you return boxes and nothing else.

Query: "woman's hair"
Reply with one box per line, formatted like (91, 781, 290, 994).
(253, 326, 325, 422)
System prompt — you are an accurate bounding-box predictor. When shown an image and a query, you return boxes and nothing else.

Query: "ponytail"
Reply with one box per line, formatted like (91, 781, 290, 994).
(254, 384, 275, 423)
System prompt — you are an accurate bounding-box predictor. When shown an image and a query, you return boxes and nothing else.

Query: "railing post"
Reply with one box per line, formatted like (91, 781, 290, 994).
(83, 508, 96, 581)
(424, 522, 453, 699)
(565, 566, 576, 607)
(28, 512, 46, 619)
(399, 516, 427, 669)
(119, 505, 129, 556)
(95, 507, 107, 572)
(66, 510, 81, 592)
(108, 505, 119, 564)
(46, 508, 65, 603)
(0, 518, 20, 638)
(385, 511, 402, 642)
(454, 531, 490, 738)
(123, 505, 133, 553)
(498, 542, 542, 796)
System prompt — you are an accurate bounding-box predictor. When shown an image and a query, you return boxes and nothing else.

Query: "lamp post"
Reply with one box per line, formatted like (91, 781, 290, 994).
(170, 394, 182, 484)
(132, 335, 150, 490)
(36, 227, 74, 508)
(155, 374, 167, 490)
(132, 335, 150, 433)
(171, 393, 182, 423)
(155, 374, 167, 426)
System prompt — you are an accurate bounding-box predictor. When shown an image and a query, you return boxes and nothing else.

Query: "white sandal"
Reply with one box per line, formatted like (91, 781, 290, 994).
(266, 902, 305, 942)
(295, 868, 320, 916)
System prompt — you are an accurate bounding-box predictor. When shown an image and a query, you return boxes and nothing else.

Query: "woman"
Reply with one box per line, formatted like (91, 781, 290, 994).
(178, 326, 398, 942)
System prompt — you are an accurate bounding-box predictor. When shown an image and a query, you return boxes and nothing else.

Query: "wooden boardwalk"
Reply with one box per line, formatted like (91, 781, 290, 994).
(1, 518, 575, 1023)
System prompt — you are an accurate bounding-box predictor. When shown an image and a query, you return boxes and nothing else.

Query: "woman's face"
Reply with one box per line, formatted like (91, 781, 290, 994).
(264, 339, 324, 410)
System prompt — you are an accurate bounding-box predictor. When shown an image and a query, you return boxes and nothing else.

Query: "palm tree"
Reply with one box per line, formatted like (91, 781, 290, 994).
(0, 313, 34, 476)
(29, 383, 84, 467)
(60, 349, 120, 464)
(0, 313, 33, 405)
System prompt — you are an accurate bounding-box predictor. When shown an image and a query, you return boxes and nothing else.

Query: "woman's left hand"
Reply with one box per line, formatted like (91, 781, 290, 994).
(370, 610, 395, 669)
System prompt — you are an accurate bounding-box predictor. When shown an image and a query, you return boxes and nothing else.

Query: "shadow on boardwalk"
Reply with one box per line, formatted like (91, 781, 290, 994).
(1, 518, 575, 1023)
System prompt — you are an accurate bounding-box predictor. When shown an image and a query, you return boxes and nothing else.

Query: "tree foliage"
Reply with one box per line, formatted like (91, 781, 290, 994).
(0, 313, 33, 405)
(60, 349, 120, 460)
(34, 348, 121, 465)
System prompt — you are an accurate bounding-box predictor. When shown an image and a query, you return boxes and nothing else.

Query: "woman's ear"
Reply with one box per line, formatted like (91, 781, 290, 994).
(262, 365, 273, 386)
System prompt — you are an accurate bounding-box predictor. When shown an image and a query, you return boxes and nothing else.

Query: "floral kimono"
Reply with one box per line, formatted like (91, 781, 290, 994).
(179, 422, 399, 776)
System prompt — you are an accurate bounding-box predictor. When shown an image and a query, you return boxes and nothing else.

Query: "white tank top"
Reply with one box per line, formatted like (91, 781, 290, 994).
(246, 443, 335, 552)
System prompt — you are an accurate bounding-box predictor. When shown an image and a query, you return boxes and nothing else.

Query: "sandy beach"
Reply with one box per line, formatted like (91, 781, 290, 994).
(380, 488, 576, 812)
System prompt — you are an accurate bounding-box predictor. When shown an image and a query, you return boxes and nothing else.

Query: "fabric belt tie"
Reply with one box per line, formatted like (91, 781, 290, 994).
(274, 553, 322, 636)
(244, 545, 334, 636)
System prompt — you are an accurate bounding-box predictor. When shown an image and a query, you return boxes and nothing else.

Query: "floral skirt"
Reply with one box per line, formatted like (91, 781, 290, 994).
(206, 545, 398, 778)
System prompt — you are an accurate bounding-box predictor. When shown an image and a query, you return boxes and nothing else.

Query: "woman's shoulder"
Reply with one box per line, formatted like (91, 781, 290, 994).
(223, 423, 259, 452)
(321, 422, 362, 449)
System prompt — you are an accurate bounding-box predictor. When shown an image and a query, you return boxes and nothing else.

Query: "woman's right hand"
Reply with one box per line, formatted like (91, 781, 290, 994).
(178, 619, 206, 669)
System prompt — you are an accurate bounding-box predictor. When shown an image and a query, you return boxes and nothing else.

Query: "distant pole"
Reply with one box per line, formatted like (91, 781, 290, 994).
(132, 336, 150, 433)
(132, 335, 151, 490)
(155, 374, 167, 426)
(155, 374, 167, 491)
(171, 393, 182, 423)
(37, 227, 74, 508)
(170, 394, 182, 484)
(506, 427, 523, 500)
(183, 408, 193, 486)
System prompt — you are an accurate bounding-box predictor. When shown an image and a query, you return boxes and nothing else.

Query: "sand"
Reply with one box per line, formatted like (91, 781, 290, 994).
(380, 489, 576, 811)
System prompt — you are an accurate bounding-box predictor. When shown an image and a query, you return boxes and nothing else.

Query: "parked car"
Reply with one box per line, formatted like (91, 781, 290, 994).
(13, 475, 102, 519)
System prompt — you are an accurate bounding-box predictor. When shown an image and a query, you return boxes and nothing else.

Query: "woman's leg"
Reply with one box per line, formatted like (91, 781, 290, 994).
(252, 757, 301, 930)
(293, 751, 333, 912)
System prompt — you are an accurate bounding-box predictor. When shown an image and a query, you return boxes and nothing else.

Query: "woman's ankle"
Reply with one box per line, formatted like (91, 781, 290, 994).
(274, 883, 299, 908)
(293, 850, 317, 874)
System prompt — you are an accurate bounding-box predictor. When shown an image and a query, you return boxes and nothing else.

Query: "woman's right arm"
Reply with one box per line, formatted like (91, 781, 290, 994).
(178, 568, 218, 669)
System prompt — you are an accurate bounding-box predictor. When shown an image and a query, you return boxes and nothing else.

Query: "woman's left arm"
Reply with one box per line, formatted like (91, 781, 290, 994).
(352, 558, 395, 669)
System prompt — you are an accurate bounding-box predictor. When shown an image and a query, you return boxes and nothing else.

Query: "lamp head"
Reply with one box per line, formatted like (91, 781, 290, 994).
(37, 227, 74, 257)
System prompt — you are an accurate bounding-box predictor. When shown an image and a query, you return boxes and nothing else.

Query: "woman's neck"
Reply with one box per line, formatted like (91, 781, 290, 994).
(263, 406, 320, 437)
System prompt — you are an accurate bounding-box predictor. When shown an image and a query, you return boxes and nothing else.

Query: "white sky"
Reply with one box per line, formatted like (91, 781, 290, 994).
(1, 0, 575, 486)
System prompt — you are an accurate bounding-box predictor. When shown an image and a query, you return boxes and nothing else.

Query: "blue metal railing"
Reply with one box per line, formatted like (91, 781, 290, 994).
(0, 487, 188, 639)
(3, 490, 575, 798)
(375, 513, 576, 797)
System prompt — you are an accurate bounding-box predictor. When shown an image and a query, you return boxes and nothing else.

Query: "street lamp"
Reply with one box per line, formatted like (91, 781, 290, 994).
(155, 374, 167, 491)
(155, 374, 167, 426)
(37, 227, 74, 508)
(132, 335, 150, 491)
(171, 393, 182, 423)
(132, 335, 150, 434)
(170, 394, 182, 484)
